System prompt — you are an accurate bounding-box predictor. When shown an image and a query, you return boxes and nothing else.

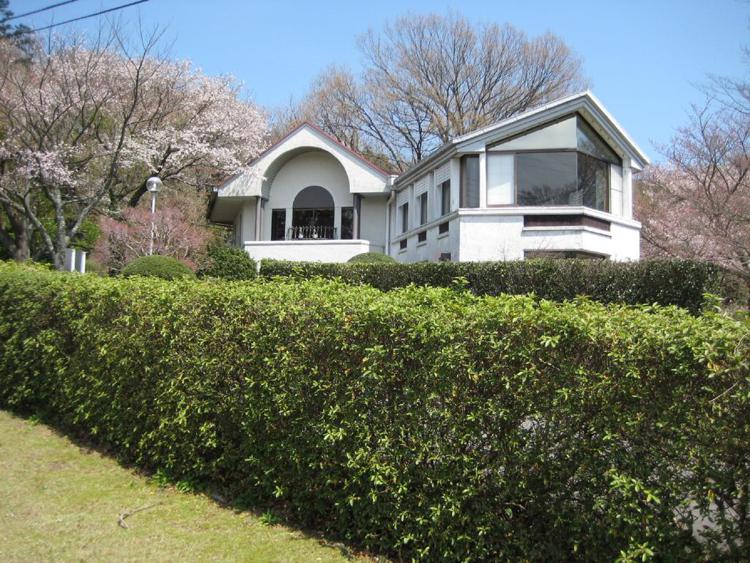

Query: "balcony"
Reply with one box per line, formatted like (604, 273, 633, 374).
(287, 225, 337, 240)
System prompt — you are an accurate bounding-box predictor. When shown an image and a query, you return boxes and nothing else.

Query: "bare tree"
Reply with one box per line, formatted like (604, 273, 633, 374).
(278, 13, 587, 171)
(0, 25, 266, 268)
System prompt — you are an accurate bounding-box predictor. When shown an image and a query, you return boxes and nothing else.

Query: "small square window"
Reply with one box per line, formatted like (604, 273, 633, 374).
(399, 239, 407, 250)
(417, 231, 427, 243)
(438, 221, 449, 235)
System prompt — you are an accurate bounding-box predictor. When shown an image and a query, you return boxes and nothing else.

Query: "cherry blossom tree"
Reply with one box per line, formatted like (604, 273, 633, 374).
(94, 192, 214, 272)
(637, 102, 750, 290)
(0, 26, 267, 268)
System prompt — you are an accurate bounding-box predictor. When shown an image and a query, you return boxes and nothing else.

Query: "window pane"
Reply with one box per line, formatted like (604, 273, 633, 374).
(440, 180, 451, 215)
(271, 209, 286, 241)
(578, 153, 609, 212)
(460, 155, 480, 208)
(577, 117, 620, 164)
(419, 193, 428, 225)
(487, 153, 514, 205)
(517, 152, 577, 206)
(400, 203, 409, 233)
(341, 207, 353, 240)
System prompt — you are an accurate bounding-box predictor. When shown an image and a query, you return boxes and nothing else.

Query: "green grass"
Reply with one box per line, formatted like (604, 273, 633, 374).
(0, 410, 364, 562)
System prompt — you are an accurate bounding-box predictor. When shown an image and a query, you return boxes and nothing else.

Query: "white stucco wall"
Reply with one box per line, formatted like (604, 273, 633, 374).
(261, 150, 351, 240)
(360, 195, 387, 248)
(245, 240, 383, 263)
(218, 124, 389, 198)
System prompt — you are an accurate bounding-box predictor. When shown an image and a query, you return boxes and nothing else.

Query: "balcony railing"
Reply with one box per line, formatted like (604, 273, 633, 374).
(287, 225, 337, 240)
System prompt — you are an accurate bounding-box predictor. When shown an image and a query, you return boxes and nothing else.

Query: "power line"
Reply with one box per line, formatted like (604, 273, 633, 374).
(16, 0, 150, 34)
(3, 0, 82, 22)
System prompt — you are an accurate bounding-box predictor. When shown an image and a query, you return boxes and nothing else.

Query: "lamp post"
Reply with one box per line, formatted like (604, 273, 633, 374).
(146, 176, 162, 256)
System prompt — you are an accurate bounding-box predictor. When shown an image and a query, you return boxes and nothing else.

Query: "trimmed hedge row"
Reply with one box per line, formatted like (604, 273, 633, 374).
(0, 263, 749, 560)
(258, 258, 731, 313)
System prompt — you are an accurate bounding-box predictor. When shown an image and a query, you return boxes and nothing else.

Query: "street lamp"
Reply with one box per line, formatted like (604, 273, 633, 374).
(146, 176, 162, 256)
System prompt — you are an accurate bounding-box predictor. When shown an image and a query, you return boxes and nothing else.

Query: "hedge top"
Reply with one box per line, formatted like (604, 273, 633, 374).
(121, 255, 195, 279)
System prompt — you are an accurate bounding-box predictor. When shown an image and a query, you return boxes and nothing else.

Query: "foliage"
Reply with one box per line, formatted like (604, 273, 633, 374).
(94, 193, 214, 272)
(259, 258, 733, 313)
(346, 252, 395, 264)
(0, 263, 748, 560)
(120, 256, 195, 280)
(273, 13, 585, 170)
(197, 245, 257, 280)
(0, 25, 266, 267)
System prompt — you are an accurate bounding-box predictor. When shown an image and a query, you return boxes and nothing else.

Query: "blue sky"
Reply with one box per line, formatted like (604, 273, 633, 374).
(10, 0, 750, 161)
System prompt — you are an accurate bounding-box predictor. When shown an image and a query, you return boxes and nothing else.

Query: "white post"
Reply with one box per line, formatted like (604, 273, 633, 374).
(75, 250, 86, 273)
(149, 190, 156, 256)
(64, 248, 76, 272)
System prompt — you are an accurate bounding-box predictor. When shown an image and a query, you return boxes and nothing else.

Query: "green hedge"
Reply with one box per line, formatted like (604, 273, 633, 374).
(197, 245, 257, 280)
(121, 255, 195, 279)
(259, 258, 731, 314)
(347, 252, 396, 264)
(0, 263, 748, 560)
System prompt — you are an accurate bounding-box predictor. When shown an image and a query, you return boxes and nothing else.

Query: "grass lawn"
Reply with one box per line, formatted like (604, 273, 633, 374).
(0, 410, 363, 562)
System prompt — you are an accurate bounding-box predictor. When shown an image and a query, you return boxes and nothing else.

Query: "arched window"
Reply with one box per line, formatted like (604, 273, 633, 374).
(291, 186, 335, 239)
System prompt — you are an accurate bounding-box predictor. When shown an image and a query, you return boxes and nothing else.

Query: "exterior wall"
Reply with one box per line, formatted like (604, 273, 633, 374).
(456, 209, 640, 262)
(244, 240, 383, 263)
(218, 125, 389, 198)
(263, 150, 351, 240)
(360, 195, 387, 248)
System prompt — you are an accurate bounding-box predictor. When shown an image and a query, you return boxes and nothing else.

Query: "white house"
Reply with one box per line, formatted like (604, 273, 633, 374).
(209, 91, 650, 263)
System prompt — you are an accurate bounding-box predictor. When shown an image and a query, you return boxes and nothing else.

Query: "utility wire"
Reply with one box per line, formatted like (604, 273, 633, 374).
(3, 0, 82, 22)
(16, 0, 150, 34)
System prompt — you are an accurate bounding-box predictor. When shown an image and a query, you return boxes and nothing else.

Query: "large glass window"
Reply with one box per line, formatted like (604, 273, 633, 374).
(516, 152, 610, 212)
(460, 155, 480, 208)
(271, 209, 286, 241)
(517, 152, 578, 207)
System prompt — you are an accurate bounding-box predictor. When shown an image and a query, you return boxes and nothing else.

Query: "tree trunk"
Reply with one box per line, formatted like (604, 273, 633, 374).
(12, 226, 30, 261)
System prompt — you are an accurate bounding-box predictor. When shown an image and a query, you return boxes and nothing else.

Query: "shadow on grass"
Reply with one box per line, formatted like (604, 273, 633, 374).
(11, 407, 385, 562)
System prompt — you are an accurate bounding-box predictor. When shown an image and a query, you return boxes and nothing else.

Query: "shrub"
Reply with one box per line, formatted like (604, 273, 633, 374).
(347, 252, 396, 264)
(197, 245, 257, 280)
(259, 258, 729, 313)
(0, 262, 748, 560)
(120, 255, 195, 279)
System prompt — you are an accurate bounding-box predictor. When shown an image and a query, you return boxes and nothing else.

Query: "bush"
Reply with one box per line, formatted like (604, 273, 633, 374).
(260, 258, 728, 313)
(120, 255, 195, 280)
(197, 246, 257, 280)
(0, 262, 748, 560)
(347, 252, 396, 264)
